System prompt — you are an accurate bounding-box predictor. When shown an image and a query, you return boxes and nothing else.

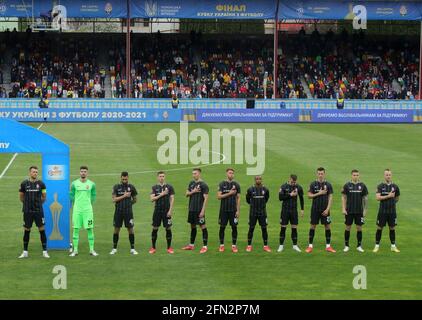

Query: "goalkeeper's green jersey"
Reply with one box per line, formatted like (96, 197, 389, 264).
(70, 179, 96, 213)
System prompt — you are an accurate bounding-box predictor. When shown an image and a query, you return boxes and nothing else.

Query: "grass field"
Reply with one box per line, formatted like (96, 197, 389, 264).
(0, 122, 421, 300)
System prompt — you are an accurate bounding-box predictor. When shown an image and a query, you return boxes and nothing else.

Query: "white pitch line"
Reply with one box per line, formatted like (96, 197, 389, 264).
(0, 123, 44, 179)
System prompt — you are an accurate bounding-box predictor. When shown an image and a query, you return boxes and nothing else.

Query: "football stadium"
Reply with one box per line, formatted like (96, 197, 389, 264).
(1, 0, 422, 304)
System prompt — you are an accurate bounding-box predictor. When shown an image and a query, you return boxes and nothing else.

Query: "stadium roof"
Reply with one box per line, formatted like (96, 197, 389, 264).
(0, 1, 421, 21)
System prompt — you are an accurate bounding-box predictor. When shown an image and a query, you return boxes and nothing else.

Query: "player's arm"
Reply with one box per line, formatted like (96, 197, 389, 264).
(41, 188, 47, 204)
(151, 188, 167, 201)
(308, 183, 322, 199)
(341, 194, 347, 215)
(394, 186, 400, 203)
(19, 183, 25, 203)
(91, 183, 97, 204)
(167, 194, 175, 217)
(199, 193, 209, 218)
(298, 187, 304, 210)
(265, 188, 270, 203)
(69, 182, 76, 203)
(235, 193, 241, 218)
(217, 188, 236, 200)
(362, 196, 368, 216)
(246, 189, 251, 204)
(323, 193, 333, 216)
(376, 192, 394, 201)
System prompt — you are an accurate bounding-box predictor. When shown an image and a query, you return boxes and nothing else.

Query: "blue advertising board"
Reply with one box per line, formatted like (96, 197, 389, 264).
(0, 108, 181, 122)
(131, 0, 277, 19)
(0, 119, 70, 250)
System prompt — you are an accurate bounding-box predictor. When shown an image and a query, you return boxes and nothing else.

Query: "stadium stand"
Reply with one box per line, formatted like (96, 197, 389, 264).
(0, 31, 419, 100)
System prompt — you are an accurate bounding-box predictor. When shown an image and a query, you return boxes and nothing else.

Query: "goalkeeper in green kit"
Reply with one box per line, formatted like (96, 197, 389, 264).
(69, 166, 98, 257)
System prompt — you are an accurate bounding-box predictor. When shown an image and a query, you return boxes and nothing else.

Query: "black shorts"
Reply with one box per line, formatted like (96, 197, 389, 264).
(249, 213, 268, 227)
(23, 211, 45, 229)
(188, 211, 206, 226)
(310, 209, 331, 225)
(113, 210, 134, 228)
(219, 211, 238, 227)
(152, 210, 172, 228)
(377, 212, 397, 228)
(280, 210, 298, 226)
(345, 213, 365, 226)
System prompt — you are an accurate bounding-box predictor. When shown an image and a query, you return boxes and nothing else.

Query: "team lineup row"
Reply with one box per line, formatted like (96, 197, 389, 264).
(17, 166, 401, 258)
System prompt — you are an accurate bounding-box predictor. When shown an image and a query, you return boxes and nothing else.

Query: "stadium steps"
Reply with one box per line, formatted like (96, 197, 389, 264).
(0, 48, 12, 96)
(300, 76, 313, 98)
(392, 79, 402, 94)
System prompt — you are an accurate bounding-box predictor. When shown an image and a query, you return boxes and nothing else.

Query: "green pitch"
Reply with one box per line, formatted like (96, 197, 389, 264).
(0, 123, 421, 299)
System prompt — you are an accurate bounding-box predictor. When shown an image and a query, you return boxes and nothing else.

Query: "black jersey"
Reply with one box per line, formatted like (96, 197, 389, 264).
(187, 180, 209, 212)
(19, 179, 46, 213)
(112, 183, 138, 212)
(279, 183, 304, 212)
(151, 184, 175, 212)
(308, 180, 333, 212)
(246, 185, 269, 216)
(377, 182, 400, 214)
(218, 180, 241, 212)
(341, 182, 368, 214)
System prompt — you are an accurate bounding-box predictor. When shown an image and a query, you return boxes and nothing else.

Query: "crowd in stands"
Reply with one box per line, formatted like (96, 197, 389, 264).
(4, 30, 105, 99)
(0, 29, 419, 100)
(289, 27, 419, 99)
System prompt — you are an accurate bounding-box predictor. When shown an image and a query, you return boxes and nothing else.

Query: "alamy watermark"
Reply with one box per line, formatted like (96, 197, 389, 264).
(353, 265, 367, 290)
(52, 265, 67, 290)
(156, 122, 266, 175)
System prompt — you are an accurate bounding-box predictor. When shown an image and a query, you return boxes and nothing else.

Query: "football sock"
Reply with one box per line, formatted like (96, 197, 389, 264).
(280, 226, 286, 245)
(72, 228, 80, 252)
(261, 227, 268, 246)
(309, 229, 315, 245)
(39, 230, 47, 251)
(23, 230, 30, 251)
(291, 228, 298, 246)
(129, 233, 135, 249)
(166, 229, 172, 248)
(113, 233, 119, 249)
(219, 226, 225, 245)
(389, 229, 396, 245)
(375, 229, 382, 245)
(202, 228, 208, 246)
(325, 229, 331, 245)
(345, 230, 350, 246)
(87, 228, 95, 251)
(357, 231, 363, 247)
(152, 229, 158, 248)
(231, 226, 238, 245)
(247, 226, 255, 245)
(190, 227, 197, 245)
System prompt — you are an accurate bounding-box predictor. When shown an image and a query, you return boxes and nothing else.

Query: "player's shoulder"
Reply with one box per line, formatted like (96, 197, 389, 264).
(38, 180, 47, 187)
(376, 182, 385, 189)
(20, 179, 29, 185)
(200, 181, 209, 188)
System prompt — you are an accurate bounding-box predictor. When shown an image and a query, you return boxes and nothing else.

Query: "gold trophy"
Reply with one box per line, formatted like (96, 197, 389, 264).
(49, 193, 63, 240)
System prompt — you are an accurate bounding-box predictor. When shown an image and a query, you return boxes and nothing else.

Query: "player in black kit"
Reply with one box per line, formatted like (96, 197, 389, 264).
(278, 174, 304, 253)
(182, 168, 209, 254)
(341, 169, 368, 253)
(18, 166, 49, 259)
(110, 172, 138, 255)
(149, 171, 175, 254)
(306, 167, 336, 253)
(245, 175, 271, 252)
(217, 168, 241, 253)
(373, 169, 401, 253)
